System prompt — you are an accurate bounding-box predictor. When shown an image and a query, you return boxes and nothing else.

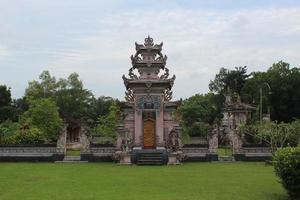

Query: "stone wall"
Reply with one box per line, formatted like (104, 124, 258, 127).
(0, 147, 64, 162)
(234, 147, 272, 161)
(81, 147, 115, 162)
(182, 147, 218, 162)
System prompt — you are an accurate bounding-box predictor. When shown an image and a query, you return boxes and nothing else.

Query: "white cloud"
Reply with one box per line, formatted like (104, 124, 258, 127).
(1, 4, 300, 99)
(0, 44, 9, 59)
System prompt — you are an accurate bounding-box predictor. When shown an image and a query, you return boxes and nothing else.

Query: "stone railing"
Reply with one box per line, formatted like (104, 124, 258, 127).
(0, 147, 58, 155)
(182, 147, 209, 159)
(182, 147, 217, 161)
(241, 147, 272, 156)
(89, 147, 115, 155)
(234, 147, 272, 161)
(80, 147, 115, 162)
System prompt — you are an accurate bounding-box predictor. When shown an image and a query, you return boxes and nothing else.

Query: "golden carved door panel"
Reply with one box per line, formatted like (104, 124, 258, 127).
(143, 119, 155, 148)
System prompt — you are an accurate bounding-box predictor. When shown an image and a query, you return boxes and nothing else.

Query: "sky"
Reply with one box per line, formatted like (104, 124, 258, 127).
(0, 0, 300, 100)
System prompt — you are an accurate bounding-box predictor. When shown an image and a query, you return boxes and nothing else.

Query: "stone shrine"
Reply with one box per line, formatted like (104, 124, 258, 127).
(115, 36, 182, 165)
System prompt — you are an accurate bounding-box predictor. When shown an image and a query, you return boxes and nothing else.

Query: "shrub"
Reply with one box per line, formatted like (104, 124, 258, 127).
(273, 147, 300, 199)
(0, 121, 46, 145)
(14, 127, 45, 144)
(0, 121, 20, 144)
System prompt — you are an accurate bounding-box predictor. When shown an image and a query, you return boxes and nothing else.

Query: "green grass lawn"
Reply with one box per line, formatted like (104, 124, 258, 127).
(0, 162, 287, 200)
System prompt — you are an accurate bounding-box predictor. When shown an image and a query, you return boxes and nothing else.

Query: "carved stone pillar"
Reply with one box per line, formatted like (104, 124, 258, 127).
(134, 109, 142, 147)
(56, 124, 67, 154)
(209, 133, 218, 153)
(229, 131, 242, 154)
(79, 127, 90, 153)
(156, 106, 164, 147)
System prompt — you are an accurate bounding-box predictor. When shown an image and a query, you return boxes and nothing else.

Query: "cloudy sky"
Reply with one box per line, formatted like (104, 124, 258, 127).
(0, 0, 300, 100)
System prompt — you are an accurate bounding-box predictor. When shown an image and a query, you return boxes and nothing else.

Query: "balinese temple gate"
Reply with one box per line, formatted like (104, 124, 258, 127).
(115, 36, 182, 165)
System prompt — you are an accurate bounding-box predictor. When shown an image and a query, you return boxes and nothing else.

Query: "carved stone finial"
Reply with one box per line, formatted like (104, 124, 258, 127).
(144, 35, 154, 46)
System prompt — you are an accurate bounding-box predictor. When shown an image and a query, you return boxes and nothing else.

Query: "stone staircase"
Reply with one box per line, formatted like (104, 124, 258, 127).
(218, 156, 235, 162)
(136, 152, 164, 165)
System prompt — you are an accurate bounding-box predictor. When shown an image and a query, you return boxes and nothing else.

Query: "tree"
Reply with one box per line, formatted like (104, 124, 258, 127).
(241, 61, 300, 122)
(86, 96, 115, 127)
(177, 93, 223, 138)
(55, 73, 93, 123)
(0, 85, 13, 122)
(239, 121, 299, 154)
(209, 66, 248, 95)
(21, 98, 63, 142)
(25, 71, 93, 125)
(94, 102, 119, 139)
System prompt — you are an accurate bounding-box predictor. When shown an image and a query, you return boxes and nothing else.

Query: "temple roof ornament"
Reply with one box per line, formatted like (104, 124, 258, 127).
(131, 36, 167, 69)
(122, 36, 176, 101)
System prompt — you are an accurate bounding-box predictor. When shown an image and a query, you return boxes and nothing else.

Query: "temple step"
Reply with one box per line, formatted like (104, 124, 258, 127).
(218, 156, 235, 162)
(63, 156, 81, 161)
(136, 153, 164, 165)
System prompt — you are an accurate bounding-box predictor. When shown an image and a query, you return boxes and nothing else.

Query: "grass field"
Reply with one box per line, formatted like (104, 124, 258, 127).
(0, 162, 287, 200)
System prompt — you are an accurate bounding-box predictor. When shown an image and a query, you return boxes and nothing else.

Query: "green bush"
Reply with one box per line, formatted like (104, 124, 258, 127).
(273, 147, 300, 199)
(14, 127, 45, 144)
(0, 121, 20, 144)
(0, 121, 45, 145)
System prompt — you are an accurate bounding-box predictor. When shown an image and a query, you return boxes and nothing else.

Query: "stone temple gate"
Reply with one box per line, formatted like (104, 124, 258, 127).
(115, 36, 182, 165)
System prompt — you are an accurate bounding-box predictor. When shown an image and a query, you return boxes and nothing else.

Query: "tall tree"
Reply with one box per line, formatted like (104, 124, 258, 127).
(0, 85, 13, 122)
(95, 102, 119, 138)
(25, 71, 93, 125)
(241, 61, 300, 122)
(209, 66, 248, 95)
(177, 93, 223, 138)
(21, 98, 63, 142)
(86, 96, 115, 127)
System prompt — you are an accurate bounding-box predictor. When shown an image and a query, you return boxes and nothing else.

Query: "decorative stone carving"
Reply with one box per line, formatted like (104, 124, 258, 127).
(79, 127, 90, 153)
(56, 125, 67, 153)
(168, 151, 184, 165)
(209, 133, 218, 153)
(125, 88, 134, 102)
(114, 151, 131, 165)
(128, 67, 138, 79)
(166, 128, 182, 152)
(164, 88, 173, 101)
(160, 68, 169, 79)
(114, 126, 133, 164)
(136, 95, 162, 110)
(229, 131, 242, 154)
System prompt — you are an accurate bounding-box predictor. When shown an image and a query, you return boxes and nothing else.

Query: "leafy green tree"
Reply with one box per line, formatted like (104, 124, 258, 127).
(241, 61, 300, 122)
(21, 98, 63, 142)
(86, 96, 115, 127)
(55, 73, 93, 122)
(94, 102, 119, 139)
(0, 85, 13, 122)
(25, 71, 57, 101)
(239, 121, 299, 154)
(25, 71, 93, 125)
(10, 97, 29, 122)
(209, 66, 248, 95)
(177, 93, 223, 138)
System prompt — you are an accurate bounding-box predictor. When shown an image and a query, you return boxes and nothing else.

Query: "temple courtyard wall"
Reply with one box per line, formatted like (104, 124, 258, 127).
(0, 145, 272, 162)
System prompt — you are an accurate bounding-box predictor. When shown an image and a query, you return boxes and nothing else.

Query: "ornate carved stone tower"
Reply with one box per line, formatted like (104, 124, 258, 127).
(116, 36, 181, 164)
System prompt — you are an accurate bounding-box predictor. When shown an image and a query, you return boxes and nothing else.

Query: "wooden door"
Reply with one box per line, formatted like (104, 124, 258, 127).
(143, 118, 155, 148)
